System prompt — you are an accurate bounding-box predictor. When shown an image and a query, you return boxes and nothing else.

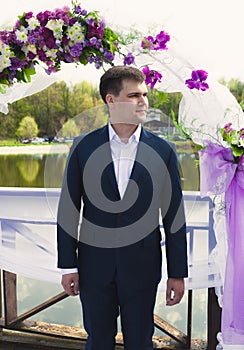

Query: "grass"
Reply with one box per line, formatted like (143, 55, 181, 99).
(0, 138, 201, 154)
(0, 139, 56, 147)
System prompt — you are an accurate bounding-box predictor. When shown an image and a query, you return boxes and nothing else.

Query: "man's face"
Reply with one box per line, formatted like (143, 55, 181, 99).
(107, 79, 149, 125)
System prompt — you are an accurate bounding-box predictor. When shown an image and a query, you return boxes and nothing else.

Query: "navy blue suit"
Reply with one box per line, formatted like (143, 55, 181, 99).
(57, 124, 188, 350)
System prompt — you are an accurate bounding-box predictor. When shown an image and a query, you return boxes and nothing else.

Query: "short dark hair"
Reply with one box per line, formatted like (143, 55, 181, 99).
(99, 65, 146, 103)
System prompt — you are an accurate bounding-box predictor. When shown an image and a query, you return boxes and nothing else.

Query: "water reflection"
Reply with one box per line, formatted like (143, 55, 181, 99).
(0, 152, 199, 190)
(0, 154, 67, 188)
(17, 158, 40, 183)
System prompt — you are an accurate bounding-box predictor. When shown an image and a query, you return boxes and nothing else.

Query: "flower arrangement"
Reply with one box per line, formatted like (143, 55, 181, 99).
(0, 0, 209, 93)
(221, 123, 244, 161)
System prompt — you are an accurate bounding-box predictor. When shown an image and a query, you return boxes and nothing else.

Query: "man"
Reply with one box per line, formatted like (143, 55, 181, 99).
(57, 65, 188, 350)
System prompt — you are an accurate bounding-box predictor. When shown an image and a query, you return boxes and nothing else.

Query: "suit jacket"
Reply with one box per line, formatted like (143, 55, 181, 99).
(57, 124, 188, 290)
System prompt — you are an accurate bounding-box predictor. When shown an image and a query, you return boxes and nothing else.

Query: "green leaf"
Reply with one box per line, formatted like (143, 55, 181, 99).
(0, 84, 7, 94)
(232, 146, 244, 157)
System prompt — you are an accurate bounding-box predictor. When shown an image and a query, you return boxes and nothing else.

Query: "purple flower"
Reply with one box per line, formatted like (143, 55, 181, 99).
(240, 128, 244, 138)
(62, 35, 70, 46)
(103, 50, 114, 62)
(89, 37, 98, 46)
(223, 122, 233, 134)
(94, 55, 102, 69)
(37, 49, 50, 64)
(70, 43, 83, 58)
(46, 65, 58, 75)
(25, 12, 34, 20)
(87, 56, 94, 64)
(123, 52, 135, 65)
(141, 31, 170, 51)
(63, 53, 73, 63)
(185, 69, 209, 91)
(27, 51, 36, 60)
(28, 30, 39, 44)
(142, 65, 162, 89)
(155, 31, 170, 50)
(75, 5, 87, 16)
(10, 57, 27, 70)
(141, 35, 155, 50)
(41, 27, 56, 49)
(87, 19, 104, 39)
(36, 11, 52, 26)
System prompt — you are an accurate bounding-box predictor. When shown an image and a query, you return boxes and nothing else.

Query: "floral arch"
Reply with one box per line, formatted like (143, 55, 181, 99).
(0, 2, 244, 349)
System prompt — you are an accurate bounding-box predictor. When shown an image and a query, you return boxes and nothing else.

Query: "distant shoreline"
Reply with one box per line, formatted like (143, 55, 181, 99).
(0, 144, 70, 155)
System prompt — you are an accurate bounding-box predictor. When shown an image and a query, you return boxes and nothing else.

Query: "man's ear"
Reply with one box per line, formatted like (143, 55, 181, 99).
(105, 94, 114, 104)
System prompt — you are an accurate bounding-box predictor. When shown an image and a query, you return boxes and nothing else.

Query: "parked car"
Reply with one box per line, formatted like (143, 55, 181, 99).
(20, 138, 31, 144)
(31, 137, 46, 144)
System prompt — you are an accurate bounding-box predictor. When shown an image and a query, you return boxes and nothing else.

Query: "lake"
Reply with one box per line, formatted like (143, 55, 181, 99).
(0, 149, 207, 340)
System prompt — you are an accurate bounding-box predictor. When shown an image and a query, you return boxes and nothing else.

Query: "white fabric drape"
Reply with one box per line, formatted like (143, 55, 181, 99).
(0, 187, 223, 291)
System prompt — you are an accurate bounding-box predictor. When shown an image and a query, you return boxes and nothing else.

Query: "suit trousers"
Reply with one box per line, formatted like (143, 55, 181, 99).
(77, 238, 161, 350)
(79, 279, 158, 350)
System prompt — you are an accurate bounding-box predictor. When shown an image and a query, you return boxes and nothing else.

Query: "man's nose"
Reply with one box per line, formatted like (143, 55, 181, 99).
(138, 96, 148, 105)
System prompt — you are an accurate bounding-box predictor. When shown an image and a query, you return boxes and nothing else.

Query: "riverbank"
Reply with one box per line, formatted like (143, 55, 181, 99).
(0, 144, 70, 155)
(0, 140, 197, 155)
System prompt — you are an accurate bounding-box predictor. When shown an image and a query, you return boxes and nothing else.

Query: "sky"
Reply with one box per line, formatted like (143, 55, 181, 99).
(1, 0, 243, 86)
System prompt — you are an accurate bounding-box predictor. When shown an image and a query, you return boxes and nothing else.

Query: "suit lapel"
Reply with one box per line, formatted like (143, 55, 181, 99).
(98, 125, 121, 199)
(129, 127, 153, 184)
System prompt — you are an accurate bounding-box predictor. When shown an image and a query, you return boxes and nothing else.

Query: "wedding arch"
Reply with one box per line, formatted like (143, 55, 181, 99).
(0, 2, 244, 349)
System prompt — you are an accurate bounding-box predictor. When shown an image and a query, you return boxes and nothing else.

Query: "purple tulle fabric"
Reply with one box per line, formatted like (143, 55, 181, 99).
(199, 142, 244, 345)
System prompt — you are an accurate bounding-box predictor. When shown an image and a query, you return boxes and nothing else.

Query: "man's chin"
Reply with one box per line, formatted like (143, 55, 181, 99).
(134, 112, 147, 124)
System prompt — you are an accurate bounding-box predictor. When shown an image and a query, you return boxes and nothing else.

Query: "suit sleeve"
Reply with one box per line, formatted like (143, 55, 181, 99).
(161, 144, 188, 278)
(57, 138, 83, 269)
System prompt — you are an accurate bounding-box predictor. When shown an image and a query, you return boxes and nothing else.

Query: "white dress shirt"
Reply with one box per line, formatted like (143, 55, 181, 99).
(61, 123, 141, 275)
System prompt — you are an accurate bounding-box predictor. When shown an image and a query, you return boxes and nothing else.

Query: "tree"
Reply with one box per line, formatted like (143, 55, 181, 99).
(16, 116, 39, 140)
(219, 77, 244, 110)
(62, 119, 80, 137)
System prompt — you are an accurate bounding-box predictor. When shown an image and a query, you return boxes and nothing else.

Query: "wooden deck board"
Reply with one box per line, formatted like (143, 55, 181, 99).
(0, 325, 207, 349)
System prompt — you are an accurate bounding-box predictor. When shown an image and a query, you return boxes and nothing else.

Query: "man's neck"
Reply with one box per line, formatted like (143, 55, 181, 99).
(111, 123, 138, 143)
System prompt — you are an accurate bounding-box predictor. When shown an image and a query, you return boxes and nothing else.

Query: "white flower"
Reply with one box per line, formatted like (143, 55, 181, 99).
(23, 44, 37, 55)
(74, 32, 85, 43)
(1, 44, 11, 55)
(46, 48, 58, 58)
(73, 23, 82, 32)
(26, 17, 40, 31)
(68, 23, 85, 42)
(0, 55, 11, 72)
(0, 23, 14, 32)
(46, 19, 64, 40)
(16, 27, 28, 43)
(67, 27, 75, 39)
(28, 44, 37, 54)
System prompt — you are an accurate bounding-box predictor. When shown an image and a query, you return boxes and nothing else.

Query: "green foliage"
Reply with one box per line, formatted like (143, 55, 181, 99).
(219, 77, 244, 110)
(147, 89, 168, 109)
(62, 119, 80, 137)
(0, 80, 103, 140)
(1, 76, 244, 142)
(16, 116, 39, 139)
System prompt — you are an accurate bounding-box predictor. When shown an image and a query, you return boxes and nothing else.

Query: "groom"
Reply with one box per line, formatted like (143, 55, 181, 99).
(57, 65, 188, 350)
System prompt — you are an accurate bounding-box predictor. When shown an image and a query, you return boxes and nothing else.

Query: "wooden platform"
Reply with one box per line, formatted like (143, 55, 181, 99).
(0, 322, 207, 350)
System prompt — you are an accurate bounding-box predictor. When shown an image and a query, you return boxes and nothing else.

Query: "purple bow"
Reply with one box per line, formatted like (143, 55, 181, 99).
(199, 142, 244, 343)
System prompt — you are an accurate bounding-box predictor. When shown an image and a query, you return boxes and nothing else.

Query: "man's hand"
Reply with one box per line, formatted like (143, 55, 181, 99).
(166, 278, 185, 306)
(61, 273, 79, 296)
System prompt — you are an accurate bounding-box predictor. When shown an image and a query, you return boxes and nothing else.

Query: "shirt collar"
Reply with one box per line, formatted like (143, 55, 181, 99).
(108, 122, 141, 143)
